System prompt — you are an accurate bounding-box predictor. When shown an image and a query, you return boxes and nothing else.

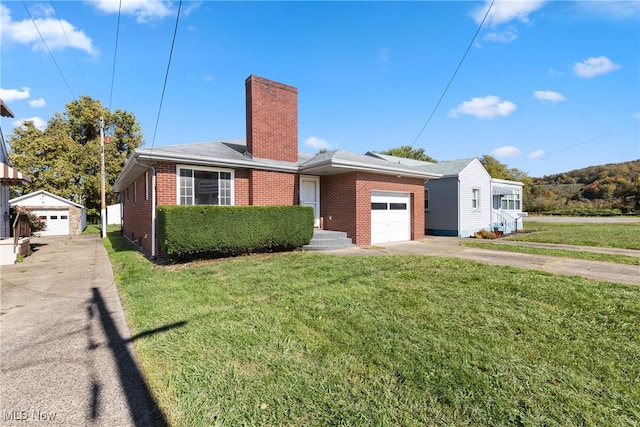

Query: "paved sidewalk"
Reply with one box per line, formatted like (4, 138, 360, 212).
(321, 236, 640, 287)
(0, 234, 165, 426)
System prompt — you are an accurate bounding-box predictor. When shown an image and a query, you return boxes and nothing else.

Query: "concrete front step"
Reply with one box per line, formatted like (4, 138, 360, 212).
(303, 229, 354, 251)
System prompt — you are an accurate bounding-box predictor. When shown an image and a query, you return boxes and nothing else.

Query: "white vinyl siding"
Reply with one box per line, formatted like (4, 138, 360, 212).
(177, 166, 234, 206)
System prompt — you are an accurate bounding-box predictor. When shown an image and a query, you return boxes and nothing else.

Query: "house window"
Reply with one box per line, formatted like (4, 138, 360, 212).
(424, 188, 429, 210)
(501, 194, 521, 210)
(472, 188, 480, 210)
(145, 171, 149, 201)
(178, 166, 233, 205)
(134, 181, 137, 204)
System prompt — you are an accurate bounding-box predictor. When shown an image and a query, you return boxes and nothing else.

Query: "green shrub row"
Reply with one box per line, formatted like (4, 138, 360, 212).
(156, 205, 314, 262)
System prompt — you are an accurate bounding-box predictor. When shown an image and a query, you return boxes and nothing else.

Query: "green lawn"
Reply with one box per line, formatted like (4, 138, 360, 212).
(105, 233, 640, 426)
(513, 221, 640, 250)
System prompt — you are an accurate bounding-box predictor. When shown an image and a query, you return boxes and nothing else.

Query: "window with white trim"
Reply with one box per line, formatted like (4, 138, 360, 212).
(501, 193, 521, 210)
(178, 166, 233, 205)
(471, 188, 480, 210)
(145, 171, 149, 201)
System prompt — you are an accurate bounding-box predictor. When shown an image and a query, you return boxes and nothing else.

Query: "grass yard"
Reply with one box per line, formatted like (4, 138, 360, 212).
(512, 221, 640, 250)
(461, 240, 640, 266)
(105, 233, 640, 427)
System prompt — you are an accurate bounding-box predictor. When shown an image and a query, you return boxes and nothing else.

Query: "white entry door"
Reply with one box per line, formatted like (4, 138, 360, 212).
(300, 176, 320, 227)
(371, 191, 411, 244)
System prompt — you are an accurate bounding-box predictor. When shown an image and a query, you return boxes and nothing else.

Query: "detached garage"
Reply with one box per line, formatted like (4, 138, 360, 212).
(10, 190, 86, 236)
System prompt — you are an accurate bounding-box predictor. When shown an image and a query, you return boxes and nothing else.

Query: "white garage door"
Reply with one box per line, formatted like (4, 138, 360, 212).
(34, 210, 70, 236)
(371, 191, 411, 245)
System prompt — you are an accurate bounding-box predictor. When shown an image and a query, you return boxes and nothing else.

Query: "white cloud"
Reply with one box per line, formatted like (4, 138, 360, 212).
(91, 0, 174, 23)
(573, 1, 640, 20)
(15, 116, 47, 130)
(377, 47, 391, 64)
(304, 136, 330, 150)
(483, 27, 518, 43)
(29, 98, 46, 108)
(573, 56, 621, 78)
(533, 90, 566, 103)
(449, 95, 517, 119)
(472, 0, 546, 26)
(492, 146, 521, 158)
(0, 4, 96, 55)
(529, 150, 545, 159)
(0, 86, 30, 102)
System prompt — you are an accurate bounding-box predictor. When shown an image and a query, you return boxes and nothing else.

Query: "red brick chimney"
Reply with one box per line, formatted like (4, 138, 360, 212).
(245, 75, 298, 162)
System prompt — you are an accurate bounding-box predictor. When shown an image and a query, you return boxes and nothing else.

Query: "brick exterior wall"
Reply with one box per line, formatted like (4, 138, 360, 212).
(321, 172, 425, 246)
(249, 170, 298, 205)
(121, 169, 155, 255)
(245, 75, 298, 162)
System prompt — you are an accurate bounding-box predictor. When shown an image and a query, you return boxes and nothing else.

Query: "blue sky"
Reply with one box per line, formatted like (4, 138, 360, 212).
(1, 0, 638, 178)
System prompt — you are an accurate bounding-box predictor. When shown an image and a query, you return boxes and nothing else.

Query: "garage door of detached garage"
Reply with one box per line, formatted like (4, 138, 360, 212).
(34, 209, 69, 236)
(371, 191, 411, 245)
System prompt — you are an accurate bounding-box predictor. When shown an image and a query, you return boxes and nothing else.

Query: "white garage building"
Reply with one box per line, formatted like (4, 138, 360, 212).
(10, 190, 86, 236)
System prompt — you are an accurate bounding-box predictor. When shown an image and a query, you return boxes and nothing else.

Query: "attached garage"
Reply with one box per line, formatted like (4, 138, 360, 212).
(371, 191, 411, 244)
(10, 190, 86, 236)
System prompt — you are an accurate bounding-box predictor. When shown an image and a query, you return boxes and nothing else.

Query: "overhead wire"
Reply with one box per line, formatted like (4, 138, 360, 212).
(410, 0, 495, 148)
(50, 1, 89, 94)
(108, 0, 123, 112)
(508, 124, 640, 167)
(22, 0, 76, 101)
(150, 0, 183, 150)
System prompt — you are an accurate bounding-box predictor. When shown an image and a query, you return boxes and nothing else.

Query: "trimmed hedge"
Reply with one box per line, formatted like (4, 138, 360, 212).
(157, 205, 314, 262)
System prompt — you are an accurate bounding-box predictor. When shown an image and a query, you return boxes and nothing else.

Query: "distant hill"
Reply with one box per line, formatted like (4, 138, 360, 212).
(527, 160, 640, 213)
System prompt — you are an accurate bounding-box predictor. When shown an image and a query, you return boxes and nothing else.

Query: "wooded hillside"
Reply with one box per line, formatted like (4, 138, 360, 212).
(528, 160, 640, 214)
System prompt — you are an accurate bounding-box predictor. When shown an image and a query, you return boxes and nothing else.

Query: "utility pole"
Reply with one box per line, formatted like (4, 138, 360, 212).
(100, 117, 106, 238)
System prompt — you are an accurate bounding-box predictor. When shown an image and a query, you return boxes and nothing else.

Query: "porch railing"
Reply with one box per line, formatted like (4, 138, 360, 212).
(492, 211, 520, 235)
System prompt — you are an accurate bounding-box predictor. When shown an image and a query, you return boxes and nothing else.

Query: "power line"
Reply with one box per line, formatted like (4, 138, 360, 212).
(108, 0, 123, 112)
(50, 1, 89, 94)
(410, 0, 495, 148)
(151, 0, 183, 149)
(510, 125, 640, 167)
(22, 1, 76, 101)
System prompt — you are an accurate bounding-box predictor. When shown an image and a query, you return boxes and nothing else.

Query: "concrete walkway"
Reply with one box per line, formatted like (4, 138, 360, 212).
(320, 236, 640, 287)
(0, 234, 166, 426)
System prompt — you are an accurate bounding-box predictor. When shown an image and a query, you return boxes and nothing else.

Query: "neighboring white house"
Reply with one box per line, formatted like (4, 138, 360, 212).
(10, 190, 87, 236)
(106, 203, 121, 225)
(366, 154, 525, 237)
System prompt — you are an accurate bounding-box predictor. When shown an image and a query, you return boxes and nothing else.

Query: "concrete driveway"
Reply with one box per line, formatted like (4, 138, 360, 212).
(321, 236, 640, 287)
(0, 234, 166, 426)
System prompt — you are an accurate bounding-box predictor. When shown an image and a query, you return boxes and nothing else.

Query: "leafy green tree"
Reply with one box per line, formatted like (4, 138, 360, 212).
(8, 96, 143, 220)
(379, 145, 437, 163)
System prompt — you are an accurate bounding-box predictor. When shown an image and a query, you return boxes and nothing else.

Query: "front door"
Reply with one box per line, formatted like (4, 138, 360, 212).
(300, 176, 320, 227)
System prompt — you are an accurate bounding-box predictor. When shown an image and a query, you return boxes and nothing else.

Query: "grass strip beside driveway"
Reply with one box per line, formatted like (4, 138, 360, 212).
(514, 221, 640, 250)
(461, 240, 640, 265)
(105, 233, 640, 427)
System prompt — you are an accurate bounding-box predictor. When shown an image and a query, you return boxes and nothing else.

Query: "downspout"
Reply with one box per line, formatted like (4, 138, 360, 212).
(457, 178, 461, 237)
(151, 165, 157, 259)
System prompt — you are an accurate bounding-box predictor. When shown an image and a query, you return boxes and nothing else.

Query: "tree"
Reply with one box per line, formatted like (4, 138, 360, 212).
(8, 96, 143, 220)
(379, 145, 437, 163)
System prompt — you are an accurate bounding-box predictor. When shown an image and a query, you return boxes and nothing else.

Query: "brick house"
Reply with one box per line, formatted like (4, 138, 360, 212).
(113, 75, 441, 258)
